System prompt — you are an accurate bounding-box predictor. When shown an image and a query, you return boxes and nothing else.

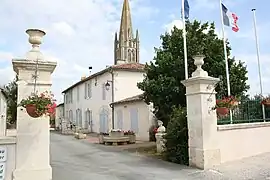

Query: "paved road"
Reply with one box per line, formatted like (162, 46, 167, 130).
(51, 133, 270, 180)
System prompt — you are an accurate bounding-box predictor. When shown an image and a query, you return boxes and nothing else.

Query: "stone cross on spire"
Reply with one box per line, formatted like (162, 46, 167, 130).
(114, 0, 140, 65)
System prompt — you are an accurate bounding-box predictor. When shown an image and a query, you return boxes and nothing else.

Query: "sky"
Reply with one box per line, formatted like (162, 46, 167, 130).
(0, 0, 269, 103)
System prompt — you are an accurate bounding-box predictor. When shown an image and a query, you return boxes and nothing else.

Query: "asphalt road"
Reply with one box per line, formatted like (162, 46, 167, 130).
(51, 132, 270, 180)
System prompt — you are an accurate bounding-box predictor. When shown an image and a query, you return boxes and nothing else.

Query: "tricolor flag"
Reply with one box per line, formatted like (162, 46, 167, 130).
(182, 0, 190, 19)
(222, 3, 239, 32)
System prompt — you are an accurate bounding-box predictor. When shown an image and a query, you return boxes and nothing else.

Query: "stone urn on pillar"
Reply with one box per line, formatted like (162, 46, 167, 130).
(12, 29, 57, 180)
(181, 55, 221, 169)
(155, 120, 166, 153)
(25, 29, 46, 61)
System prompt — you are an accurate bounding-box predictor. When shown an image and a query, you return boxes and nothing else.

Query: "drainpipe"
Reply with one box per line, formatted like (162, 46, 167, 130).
(109, 69, 115, 129)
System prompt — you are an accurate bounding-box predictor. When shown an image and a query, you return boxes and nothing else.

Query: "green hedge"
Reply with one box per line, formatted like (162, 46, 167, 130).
(163, 107, 189, 165)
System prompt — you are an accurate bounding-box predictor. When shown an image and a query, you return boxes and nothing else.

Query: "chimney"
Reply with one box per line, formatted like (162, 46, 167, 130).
(81, 76, 86, 80)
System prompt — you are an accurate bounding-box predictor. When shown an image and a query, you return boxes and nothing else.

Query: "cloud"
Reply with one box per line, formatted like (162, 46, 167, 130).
(51, 22, 75, 36)
(164, 19, 225, 39)
(164, 20, 183, 32)
(236, 54, 270, 96)
(0, 0, 157, 102)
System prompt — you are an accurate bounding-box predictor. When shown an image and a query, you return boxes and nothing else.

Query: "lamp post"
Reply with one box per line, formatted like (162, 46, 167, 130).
(105, 77, 115, 129)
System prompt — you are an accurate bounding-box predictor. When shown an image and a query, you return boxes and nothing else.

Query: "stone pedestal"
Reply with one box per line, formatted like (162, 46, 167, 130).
(155, 132, 166, 153)
(155, 121, 166, 153)
(12, 29, 57, 180)
(181, 55, 220, 169)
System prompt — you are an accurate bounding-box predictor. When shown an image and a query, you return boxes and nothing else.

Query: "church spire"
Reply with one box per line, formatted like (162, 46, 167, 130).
(119, 0, 133, 41)
(114, 0, 140, 65)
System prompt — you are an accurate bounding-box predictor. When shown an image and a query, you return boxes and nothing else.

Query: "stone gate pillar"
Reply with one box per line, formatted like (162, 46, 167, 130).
(181, 55, 220, 169)
(12, 29, 57, 180)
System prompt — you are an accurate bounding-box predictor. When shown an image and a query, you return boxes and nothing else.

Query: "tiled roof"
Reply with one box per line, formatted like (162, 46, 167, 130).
(111, 94, 144, 105)
(112, 63, 145, 71)
(62, 63, 145, 93)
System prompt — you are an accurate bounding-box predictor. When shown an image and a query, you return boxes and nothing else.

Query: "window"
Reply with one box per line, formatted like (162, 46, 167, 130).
(76, 109, 82, 127)
(70, 90, 73, 103)
(85, 110, 93, 130)
(84, 83, 87, 99)
(130, 108, 139, 133)
(102, 83, 106, 100)
(77, 87, 80, 101)
(69, 110, 73, 123)
(64, 94, 67, 104)
(88, 81, 92, 98)
(116, 110, 123, 129)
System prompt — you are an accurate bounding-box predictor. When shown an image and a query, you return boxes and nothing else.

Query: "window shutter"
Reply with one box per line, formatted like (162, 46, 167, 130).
(84, 83, 87, 99)
(102, 83, 106, 100)
(130, 108, 139, 133)
(88, 82, 92, 98)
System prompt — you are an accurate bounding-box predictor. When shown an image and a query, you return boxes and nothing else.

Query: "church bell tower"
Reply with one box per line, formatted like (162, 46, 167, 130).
(114, 0, 140, 65)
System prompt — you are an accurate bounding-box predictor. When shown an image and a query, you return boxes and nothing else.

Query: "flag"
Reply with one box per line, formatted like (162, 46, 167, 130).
(182, 0, 190, 19)
(222, 3, 239, 32)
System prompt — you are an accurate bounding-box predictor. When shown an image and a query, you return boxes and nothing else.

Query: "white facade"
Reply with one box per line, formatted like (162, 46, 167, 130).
(55, 103, 64, 130)
(113, 100, 155, 141)
(63, 68, 144, 133)
(0, 90, 7, 136)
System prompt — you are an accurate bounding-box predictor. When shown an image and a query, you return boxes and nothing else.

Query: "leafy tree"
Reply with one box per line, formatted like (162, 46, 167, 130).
(3, 75, 18, 125)
(138, 20, 249, 126)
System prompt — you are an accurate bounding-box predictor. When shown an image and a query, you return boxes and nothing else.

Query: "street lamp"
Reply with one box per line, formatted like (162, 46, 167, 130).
(105, 80, 112, 91)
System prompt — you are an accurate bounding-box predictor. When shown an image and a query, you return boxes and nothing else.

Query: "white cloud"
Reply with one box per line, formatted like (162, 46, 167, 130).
(0, 0, 157, 102)
(164, 20, 183, 32)
(51, 22, 75, 36)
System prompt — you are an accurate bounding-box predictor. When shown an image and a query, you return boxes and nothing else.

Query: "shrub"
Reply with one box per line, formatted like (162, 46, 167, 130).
(163, 107, 189, 165)
(149, 125, 158, 141)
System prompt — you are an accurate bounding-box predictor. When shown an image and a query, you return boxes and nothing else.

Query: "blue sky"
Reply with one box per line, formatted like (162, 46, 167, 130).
(0, 0, 269, 102)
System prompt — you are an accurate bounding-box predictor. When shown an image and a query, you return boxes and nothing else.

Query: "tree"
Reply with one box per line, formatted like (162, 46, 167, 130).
(138, 20, 250, 126)
(3, 75, 18, 125)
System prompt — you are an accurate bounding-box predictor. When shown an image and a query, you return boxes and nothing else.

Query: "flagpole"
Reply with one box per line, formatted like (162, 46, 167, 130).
(252, 8, 266, 121)
(219, 0, 233, 123)
(182, 0, 188, 80)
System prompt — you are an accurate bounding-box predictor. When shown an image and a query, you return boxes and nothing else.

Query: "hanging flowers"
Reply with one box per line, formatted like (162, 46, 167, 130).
(18, 91, 56, 118)
(214, 96, 239, 116)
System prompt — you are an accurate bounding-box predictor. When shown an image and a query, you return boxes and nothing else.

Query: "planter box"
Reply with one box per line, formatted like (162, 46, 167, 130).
(99, 135, 105, 144)
(128, 135, 136, 144)
(109, 131, 124, 137)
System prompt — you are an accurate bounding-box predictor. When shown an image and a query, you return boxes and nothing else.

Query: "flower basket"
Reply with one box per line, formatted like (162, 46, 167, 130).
(216, 107, 229, 116)
(19, 91, 56, 119)
(26, 104, 42, 118)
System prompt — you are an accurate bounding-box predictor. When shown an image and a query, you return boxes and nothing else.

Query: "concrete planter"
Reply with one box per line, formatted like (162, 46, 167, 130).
(128, 135, 136, 144)
(109, 131, 124, 137)
(99, 134, 105, 144)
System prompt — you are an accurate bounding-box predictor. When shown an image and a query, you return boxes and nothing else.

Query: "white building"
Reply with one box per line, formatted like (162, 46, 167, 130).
(62, 63, 145, 133)
(111, 94, 156, 141)
(0, 88, 7, 136)
(55, 103, 64, 130)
